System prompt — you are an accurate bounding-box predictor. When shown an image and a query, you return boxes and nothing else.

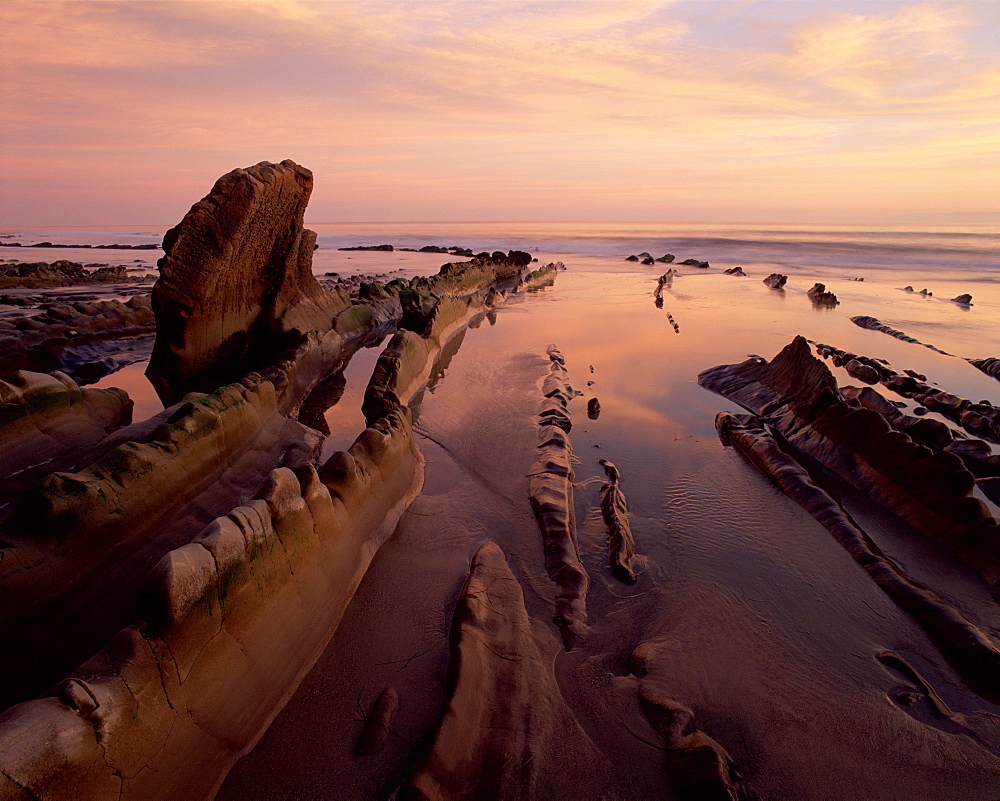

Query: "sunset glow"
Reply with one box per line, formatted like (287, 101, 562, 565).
(1, 0, 997, 225)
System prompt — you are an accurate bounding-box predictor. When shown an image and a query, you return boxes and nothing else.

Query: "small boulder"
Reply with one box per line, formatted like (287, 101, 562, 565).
(807, 283, 839, 306)
(723, 267, 746, 276)
(951, 293, 973, 306)
(762, 273, 787, 289)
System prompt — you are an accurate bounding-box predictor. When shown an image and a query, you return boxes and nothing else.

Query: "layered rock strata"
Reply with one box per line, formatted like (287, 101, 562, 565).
(969, 357, 1000, 383)
(0, 370, 132, 503)
(528, 346, 589, 649)
(716, 411, 1000, 694)
(147, 160, 351, 403)
(850, 315, 951, 355)
(815, 342, 1000, 443)
(403, 540, 602, 800)
(0, 407, 423, 800)
(0, 294, 156, 378)
(598, 459, 637, 584)
(362, 293, 497, 424)
(0, 376, 322, 707)
(698, 337, 1000, 587)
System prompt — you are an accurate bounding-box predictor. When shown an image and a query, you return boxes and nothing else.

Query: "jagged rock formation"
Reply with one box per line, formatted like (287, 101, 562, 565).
(656, 254, 675, 263)
(0, 294, 156, 378)
(598, 459, 637, 584)
(0, 406, 423, 800)
(522, 261, 559, 289)
(815, 342, 999, 443)
(952, 294, 973, 306)
(0, 376, 324, 707)
(723, 267, 746, 276)
(411, 250, 532, 298)
(850, 316, 951, 355)
(529, 347, 588, 649)
(762, 273, 787, 289)
(147, 160, 351, 403)
(0, 260, 146, 288)
(0, 371, 132, 503)
(402, 541, 604, 800)
(680, 258, 709, 268)
(806, 282, 839, 305)
(716, 411, 1000, 694)
(698, 336, 1000, 587)
(969, 357, 1000, 383)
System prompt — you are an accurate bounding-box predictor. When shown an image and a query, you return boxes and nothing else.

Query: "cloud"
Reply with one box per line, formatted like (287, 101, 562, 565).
(1, 0, 997, 224)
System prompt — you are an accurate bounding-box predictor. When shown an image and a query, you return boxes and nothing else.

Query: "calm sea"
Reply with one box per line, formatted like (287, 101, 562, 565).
(3, 221, 996, 276)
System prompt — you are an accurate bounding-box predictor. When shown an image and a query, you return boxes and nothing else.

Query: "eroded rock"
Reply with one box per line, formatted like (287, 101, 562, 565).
(147, 160, 351, 403)
(762, 273, 786, 289)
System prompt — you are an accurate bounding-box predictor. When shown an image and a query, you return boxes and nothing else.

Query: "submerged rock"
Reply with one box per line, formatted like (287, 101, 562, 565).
(952, 294, 973, 306)
(762, 273, 787, 289)
(723, 267, 746, 276)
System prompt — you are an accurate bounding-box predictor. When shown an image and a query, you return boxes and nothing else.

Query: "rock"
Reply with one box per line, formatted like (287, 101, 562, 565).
(951, 294, 973, 306)
(698, 337, 1000, 587)
(356, 687, 399, 756)
(587, 397, 601, 418)
(762, 273, 787, 289)
(403, 541, 604, 800)
(680, 259, 709, 268)
(147, 160, 351, 404)
(641, 257, 655, 265)
(338, 244, 393, 251)
(625, 255, 639, 262)
(903, 286, 914, 292)
(597, 460, 637, 585)
(723, 267, 746, 276)
(529, 356, 589, 649)
(714, 411, 1000, 691)
(844, 359, 880, 384)
(655, 254, 675, 263)
(968, 357, 1000, 383)
(806, 283, 839, 305)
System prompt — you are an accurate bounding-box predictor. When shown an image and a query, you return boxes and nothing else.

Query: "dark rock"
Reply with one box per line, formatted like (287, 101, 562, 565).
(763, 273, 787, 289)
(807, 283, 839, 306)
(952, 294, 973, 306)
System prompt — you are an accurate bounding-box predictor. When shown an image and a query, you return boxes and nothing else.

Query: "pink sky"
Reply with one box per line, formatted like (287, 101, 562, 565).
(1, 1, 997, 226)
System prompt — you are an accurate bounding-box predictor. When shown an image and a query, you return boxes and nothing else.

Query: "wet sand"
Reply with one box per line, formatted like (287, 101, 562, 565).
(213, 254, 1000, 799)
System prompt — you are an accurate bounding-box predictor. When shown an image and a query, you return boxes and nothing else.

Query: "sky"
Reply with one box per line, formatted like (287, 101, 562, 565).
(1, 0, 997, 226)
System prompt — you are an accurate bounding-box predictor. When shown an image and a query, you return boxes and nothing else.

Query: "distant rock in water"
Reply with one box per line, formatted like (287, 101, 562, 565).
(807, 283, 839, 305)
(763, 273, 787, 289)
(679, 258, 709, 268)
(655, 254, 675, 263)
(625, 255, 639, 262)
(587, 397, 601, 418)
(723, 266, 746, 276)
(338, 244, 393, 251)
(641, 256, 655, 265)
(951, 293, 973, 306)
(147, 159, 350, 404)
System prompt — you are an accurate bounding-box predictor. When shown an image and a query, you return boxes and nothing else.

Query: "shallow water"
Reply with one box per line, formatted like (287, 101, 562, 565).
(220, 248, 1000, 799)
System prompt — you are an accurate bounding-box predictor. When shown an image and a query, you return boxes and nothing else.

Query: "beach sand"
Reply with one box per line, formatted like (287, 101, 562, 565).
(209, 252, 1000, 799)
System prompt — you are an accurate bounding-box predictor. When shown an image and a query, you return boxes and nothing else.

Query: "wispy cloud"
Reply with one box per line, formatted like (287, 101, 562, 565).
(0, 0, 996, 223)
